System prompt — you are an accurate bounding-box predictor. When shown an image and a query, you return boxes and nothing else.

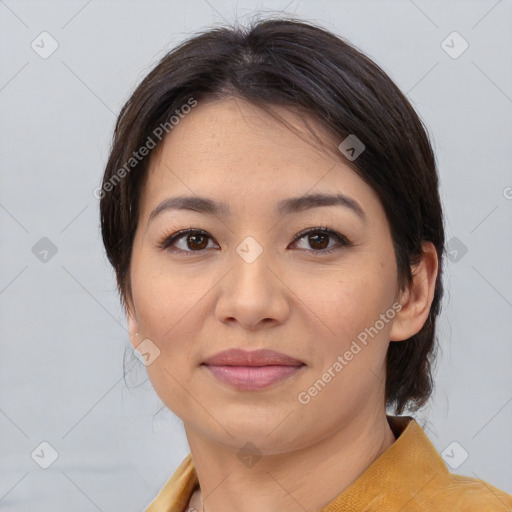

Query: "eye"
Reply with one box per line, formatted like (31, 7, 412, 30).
(290, 226, 352, 254)
(158, 226, 352, 256)
(159, 229, 218, 254)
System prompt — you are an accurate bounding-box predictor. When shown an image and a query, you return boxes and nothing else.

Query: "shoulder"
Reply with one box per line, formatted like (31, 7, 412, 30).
(383, 416, 512, 511)
(423, 472, 512, 511)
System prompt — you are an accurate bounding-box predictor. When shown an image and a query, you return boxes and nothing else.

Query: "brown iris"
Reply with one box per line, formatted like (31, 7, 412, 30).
(307, 232, 329, 250)
(186, 233, 209, 250)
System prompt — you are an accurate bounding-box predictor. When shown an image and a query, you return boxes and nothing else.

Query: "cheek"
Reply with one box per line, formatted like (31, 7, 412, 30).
(131, 258, 205, 338)
(132, 266, 207, 412)
(296, 268, 396, 411)
(296, 262, 395, 345)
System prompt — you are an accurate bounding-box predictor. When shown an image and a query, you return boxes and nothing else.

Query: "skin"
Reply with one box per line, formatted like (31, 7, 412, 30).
(126, 97, 438, 512)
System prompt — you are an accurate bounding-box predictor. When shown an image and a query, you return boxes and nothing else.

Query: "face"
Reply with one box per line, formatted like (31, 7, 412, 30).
(127, 97, 403, 454)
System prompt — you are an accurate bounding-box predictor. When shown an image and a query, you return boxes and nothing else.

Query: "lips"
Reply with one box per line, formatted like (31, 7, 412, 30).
(201, 348, 305, 390)
(202, 348, 304, 367)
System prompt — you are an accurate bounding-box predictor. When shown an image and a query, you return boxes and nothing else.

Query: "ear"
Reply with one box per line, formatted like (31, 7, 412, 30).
(126, 305, 140, 350)
(390, 241, 439, 342)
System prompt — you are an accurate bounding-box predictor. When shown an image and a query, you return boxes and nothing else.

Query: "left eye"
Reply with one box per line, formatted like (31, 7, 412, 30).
(290, 227, 351, 253)
(159, 227, 351, 255)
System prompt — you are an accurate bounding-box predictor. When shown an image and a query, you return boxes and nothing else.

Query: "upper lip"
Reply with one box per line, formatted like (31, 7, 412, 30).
(202, 349, 305, 367)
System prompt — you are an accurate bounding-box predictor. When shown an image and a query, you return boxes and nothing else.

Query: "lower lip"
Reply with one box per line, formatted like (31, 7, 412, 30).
(203, 364, 304, 390)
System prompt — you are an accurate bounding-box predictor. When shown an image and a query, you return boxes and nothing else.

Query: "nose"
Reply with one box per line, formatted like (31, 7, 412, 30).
(214, 240, 290, 331)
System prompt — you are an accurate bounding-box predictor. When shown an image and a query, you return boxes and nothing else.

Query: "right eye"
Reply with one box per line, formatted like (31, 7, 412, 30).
(158, 229, 219, 255)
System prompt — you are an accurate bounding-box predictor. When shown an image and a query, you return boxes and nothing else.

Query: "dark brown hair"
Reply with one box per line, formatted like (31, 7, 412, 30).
(100, 17, 445, 415)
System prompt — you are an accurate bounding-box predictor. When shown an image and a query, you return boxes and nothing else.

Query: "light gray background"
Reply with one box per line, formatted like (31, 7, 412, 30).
(1, 0, 511, 510)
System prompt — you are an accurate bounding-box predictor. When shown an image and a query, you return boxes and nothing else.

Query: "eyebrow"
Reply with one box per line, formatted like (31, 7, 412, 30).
(147, 192, 366, 226)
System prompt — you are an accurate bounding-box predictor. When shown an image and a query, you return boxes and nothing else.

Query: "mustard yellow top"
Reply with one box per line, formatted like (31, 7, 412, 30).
(145, 415, 512, 511)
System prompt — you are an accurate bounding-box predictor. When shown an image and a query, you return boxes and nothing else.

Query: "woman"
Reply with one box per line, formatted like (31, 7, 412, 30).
(98, 17, 512, 512)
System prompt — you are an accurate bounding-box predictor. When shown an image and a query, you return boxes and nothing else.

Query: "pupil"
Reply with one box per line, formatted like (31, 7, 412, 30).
(189, 233, 207, 250)
(310, 233, 328, 250)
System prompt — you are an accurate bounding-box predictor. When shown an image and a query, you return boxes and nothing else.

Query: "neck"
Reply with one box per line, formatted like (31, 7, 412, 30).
(185, 410, 396, 512)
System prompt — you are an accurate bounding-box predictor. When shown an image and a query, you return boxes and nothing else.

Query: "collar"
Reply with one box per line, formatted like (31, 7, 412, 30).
(145, 415, 512, 511)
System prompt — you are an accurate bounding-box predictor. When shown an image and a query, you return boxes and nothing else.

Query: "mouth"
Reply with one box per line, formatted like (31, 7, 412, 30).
(202, 364, 305, 390)
(202, 348, 304, 366)
(201, 348, 305, 390)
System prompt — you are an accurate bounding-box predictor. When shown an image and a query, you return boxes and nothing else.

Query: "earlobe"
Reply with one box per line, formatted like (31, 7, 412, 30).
(390, 241, 439, 342)
(126, 311, 140, 348)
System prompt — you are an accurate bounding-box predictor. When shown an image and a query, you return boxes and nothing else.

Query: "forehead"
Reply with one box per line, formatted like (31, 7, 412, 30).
(139, 98, 381, 220)
(151, 98, 336, 171)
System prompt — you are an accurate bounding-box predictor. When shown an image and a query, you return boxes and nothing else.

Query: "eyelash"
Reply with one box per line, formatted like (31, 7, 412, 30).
(157, 226, 352, 256)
